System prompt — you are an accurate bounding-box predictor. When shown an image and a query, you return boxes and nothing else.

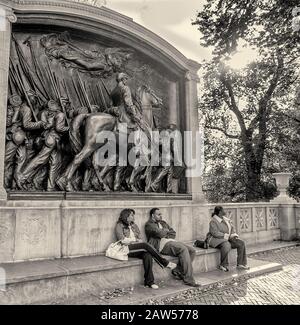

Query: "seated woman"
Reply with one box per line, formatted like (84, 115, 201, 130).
(206, 206, 250, 272)
(115, 208, 176, 289)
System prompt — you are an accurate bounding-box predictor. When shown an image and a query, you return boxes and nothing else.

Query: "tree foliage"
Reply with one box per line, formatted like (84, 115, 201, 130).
(194, 0, 300, 201)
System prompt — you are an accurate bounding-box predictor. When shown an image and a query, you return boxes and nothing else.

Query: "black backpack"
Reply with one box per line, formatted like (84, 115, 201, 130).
(193, 239, 208, 249)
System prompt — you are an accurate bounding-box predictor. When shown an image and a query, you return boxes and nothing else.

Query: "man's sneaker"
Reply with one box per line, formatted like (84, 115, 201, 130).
(184, 281, 201, 288)
(166, 262, 177, 270)
(218, 265, 229, 272)
(237, 265, 250, 270)
(171, 269, 183, 280)
(146, 284, 159, 289)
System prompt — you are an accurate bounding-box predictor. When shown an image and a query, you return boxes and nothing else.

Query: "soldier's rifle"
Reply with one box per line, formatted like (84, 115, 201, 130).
(88, 84, 97, 107)
(99, 78, 113, 106)
(96, 83, 108, 111)
(71, 78, 85, 108)
(61, 78, 76, 114)
(10, 60, 38, 122)
(45, 59, 70, 127)
(23, 36, 50, 101)
(76, 71, 92, 113)
(9, 65, 22, 94)
(53, 72, 70, 128)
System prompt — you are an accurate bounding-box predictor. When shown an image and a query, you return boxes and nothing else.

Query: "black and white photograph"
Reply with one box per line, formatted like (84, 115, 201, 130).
(0, 0, 299, 313)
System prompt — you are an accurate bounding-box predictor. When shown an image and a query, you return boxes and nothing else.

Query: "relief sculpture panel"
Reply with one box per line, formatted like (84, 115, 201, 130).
(5, 28, 186, 194)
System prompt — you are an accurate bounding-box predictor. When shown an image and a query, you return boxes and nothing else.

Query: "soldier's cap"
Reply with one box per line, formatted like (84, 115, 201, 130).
(9, 94, 22, 107)
(116, 72, 129, 82)
(26, 90, 38, 98)
(12, 129, 26, 146)
(48, 100, 61, 111)
(91, 105, 100, 112)
(75, 106, 89, 115)
(60, 97, 69, 103)
(168, 123, 178, 130)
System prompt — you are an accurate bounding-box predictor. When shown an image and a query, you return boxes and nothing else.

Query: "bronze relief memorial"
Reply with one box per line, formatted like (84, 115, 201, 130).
(5, 29, 186, 194)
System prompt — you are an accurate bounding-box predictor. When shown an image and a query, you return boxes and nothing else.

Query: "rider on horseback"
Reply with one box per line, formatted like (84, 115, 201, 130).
(111, 72, 141, 129)
(111, 72, 150, 191)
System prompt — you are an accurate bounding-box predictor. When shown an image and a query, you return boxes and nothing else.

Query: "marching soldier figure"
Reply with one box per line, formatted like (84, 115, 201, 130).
(19, 99, 69, 191)
(4, 93, 46, 190)
(149, 125, 183, 194)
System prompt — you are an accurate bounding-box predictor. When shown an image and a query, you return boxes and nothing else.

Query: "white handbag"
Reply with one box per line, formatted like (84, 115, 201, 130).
(105, 240, 129, 261)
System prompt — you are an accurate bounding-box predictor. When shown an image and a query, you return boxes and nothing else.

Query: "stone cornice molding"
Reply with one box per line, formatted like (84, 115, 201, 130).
(0, 0, 201, 75)
(185, 71, 200, 83)
(0, 2, 17, 22)
(7, 11, 17, 22)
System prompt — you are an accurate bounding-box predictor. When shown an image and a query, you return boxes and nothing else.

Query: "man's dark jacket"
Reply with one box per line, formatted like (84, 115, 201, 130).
(145, 219, 176, 251)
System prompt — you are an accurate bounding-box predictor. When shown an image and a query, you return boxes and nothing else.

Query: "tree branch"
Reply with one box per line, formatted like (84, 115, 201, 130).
(255, 51, 284, 167)
(221, 75, 248, 135)
(280, 112, 300, 124)
(206, 125, 240, 139)
(259, 52, 284, 110)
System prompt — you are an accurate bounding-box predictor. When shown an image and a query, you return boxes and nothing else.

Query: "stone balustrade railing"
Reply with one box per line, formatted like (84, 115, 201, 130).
(207, 203, 280, 234)
(206, 201, 299, 244)
(296, 204, 300, 238)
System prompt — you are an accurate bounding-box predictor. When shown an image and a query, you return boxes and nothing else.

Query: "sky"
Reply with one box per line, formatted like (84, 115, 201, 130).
(104, 0, 209, 63)
(103, 0, 258, 69)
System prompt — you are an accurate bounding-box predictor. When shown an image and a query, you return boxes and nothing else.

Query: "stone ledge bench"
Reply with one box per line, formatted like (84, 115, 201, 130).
(0, 241, 296, 304)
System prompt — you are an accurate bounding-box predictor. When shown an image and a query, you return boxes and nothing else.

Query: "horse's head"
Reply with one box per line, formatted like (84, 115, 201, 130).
(138, 85, 163, 107)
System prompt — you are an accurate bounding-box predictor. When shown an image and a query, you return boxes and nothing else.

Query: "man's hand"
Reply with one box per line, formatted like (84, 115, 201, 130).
(40, 121, 49, 129)
(230, 233, 239, 240)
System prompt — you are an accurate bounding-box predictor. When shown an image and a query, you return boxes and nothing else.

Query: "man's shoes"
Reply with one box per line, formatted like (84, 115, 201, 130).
(237, 264, 250, 270)
(145, 284, 159, 289)
(184, 281, 201, 288)
(218, 265, 229, 272)
(166, 262, 177, 270)
(171, 269, 183, 280)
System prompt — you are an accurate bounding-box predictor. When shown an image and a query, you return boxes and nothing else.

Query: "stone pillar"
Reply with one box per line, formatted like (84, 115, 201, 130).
(279, 204, 297, 241)
(168, 80, 178, 125)
(185, 71, 205, 203)
(0, 6, 16, 201)
(167, 80, 179, 193)
(271, 172, 297, 240)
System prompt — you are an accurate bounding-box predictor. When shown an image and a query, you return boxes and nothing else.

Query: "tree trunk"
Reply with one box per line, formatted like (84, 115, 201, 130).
(243, 134, 263, 201)
(245, 167, 261, 201)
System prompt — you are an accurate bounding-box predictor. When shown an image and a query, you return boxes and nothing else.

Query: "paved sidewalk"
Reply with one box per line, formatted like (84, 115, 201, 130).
(145, 246, 300, 305)
(48, 242, 300, 305)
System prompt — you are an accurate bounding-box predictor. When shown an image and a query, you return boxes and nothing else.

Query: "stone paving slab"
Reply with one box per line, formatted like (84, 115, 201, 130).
(145, 246, 300, 305)
(51, 257, 281, 305)
(246, 241, 298, 254)
(106, 258, 282, 305)
(51, 243, 300, 305)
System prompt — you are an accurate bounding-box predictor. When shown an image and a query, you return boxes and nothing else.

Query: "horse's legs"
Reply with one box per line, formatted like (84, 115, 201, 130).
(64, 145, 95, 191)
(99, 163, 115, 191)
(82, 169, 92, 191)
(91, 153, 111, 192)
(114, 166, 127, 191)
(129, 166, 145, 192)
(144, 166, 153, 192)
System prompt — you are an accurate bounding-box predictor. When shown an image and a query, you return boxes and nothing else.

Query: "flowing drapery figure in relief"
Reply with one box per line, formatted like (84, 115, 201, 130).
(40, 32, 132, 77)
